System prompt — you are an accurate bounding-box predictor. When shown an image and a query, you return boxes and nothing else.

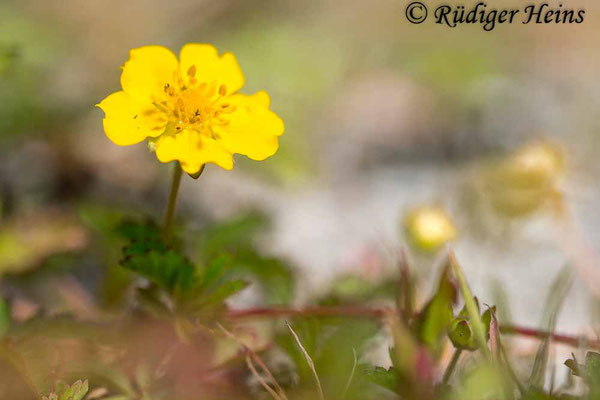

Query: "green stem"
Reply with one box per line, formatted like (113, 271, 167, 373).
(163, 162, 183, 241)
(442, 348, 462, 385)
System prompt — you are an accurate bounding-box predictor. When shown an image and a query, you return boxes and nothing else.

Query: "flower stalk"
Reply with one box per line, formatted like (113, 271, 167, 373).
(441, 348, 462, 385)
(164, 162, 183, 241)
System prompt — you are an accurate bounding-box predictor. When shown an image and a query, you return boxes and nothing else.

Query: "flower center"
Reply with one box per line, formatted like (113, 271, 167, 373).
(155, 65, 236, 137)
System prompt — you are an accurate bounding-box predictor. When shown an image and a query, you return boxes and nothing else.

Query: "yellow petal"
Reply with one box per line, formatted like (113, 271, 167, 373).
(179, 44, 244, 94)
(120, 45, 179, 102)
(154, 129, 234, 173)
(214, 91, 284, 161)
(97, 91, 168, 146)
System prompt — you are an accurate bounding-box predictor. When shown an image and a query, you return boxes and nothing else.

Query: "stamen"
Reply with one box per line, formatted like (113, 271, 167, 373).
(221, 106, 236, 114)
(160, 77, 233, 136)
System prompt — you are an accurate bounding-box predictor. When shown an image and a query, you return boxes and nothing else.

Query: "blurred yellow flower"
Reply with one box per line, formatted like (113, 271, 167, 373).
(97, 44, 284, 174)
(485, 141, 564, 217)
(510, 141, 563, 183)
(404, 207, 457, 252)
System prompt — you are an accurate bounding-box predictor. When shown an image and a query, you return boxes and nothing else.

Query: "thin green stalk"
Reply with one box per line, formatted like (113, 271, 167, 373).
(163, 162, 183, 241)
(442, 348, 462, 385)
(449, 251, 490, 358)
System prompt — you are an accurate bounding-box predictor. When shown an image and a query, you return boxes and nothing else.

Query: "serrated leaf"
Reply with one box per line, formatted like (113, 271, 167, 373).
(121, 241, 195, 293)
(193, 279, 248, 309)
(196, 254, 233, 292)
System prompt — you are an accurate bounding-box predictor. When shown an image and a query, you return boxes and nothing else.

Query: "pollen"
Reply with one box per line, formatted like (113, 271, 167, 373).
(97, 44, 283, 174)
(155, 76, 233, 135)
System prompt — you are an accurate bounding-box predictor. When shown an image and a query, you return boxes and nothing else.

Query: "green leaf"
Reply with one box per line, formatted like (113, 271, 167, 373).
(117, 219, 192, 294)
(277, 317, 379, 397)
(188, 279, 248, 312)
(564, 351, 600, 399)
(43, 380, 88, 400)
(414, 262, 456, 358)
(194, 211, 294, 304)
(121, 241, 195, 293)
(196, 254, 233, 292)
(226, 249, 294, 304)
(454, 363, 507, 400)
(362, 365, 398, 392)
(196, 211, 268, 258)
(586, 352, 600, 379)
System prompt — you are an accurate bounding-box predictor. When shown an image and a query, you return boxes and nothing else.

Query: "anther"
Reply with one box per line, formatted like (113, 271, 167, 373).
(221, 106, 236, 114)
(219, 84, 227, 97)
(187, 65, 197, 78)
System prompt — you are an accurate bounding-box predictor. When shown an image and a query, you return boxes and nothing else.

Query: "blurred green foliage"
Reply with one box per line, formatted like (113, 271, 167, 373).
(0, 2, 597, 399)
(0, 204, 596, 400)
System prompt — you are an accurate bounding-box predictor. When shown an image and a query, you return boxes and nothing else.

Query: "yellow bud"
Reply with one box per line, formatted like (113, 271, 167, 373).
(404, 207, 457, 252)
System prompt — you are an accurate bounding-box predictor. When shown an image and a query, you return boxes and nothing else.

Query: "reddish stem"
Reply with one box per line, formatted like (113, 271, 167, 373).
(227, 306, 600, 350)
(500, 324, 600, 349)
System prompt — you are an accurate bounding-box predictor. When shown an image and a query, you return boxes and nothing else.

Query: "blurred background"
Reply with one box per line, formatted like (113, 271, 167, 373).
(1, 0, 600, 347)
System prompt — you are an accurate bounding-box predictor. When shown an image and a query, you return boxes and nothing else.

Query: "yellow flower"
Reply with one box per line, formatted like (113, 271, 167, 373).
(484, 141, 564, 217)
(97, 44, 284, 174)
(404, 206, 457, 252)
